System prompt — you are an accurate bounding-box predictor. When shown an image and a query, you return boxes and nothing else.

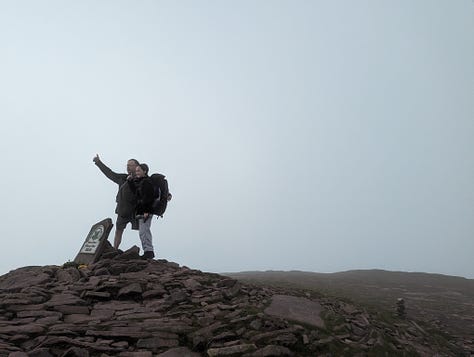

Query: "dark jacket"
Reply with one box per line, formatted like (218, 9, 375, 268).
(129, 176, 155, 215)
(95, 160, 137, 217)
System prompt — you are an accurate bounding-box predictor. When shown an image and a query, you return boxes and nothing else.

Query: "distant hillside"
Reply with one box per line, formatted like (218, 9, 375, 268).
(227, 269, 474, 354)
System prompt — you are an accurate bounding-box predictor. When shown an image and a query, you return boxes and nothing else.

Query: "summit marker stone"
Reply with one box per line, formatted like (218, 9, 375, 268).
(74, 218, 113, 265)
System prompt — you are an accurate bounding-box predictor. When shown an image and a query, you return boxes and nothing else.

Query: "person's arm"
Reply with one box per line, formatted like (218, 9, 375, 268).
(93, 154, 126, 185)
(141, 179, 155, 215)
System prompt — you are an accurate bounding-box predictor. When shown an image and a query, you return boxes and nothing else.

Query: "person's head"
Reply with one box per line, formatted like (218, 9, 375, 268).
(127, 159, 139, 175)
(135, 163, 149, 178)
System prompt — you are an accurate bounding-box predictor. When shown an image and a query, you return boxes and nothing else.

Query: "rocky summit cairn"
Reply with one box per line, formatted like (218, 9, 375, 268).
(0, 247, 465, 356)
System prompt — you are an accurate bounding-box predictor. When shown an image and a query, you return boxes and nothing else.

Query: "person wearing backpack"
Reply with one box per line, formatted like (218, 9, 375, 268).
(128, 163, 156, 259)
(149, 173, 171, 218)
(93, 154, 140, 250)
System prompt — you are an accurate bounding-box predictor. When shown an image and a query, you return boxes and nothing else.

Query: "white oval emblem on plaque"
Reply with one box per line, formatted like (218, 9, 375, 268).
(80, 225, 105, 254)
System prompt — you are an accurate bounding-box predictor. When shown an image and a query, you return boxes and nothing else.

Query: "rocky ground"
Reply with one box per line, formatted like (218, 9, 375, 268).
(228, 269, 474, 356)
(0, 247, 468, 356)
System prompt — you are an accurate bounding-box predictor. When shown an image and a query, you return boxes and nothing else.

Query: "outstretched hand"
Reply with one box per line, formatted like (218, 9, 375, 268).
(93, 154, 100, 163)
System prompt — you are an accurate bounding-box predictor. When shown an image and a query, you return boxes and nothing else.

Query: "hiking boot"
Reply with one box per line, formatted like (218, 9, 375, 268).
(142, 251, 155, 260)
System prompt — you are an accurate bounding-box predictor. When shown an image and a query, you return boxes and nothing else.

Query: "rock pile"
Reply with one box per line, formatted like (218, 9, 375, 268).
(0, 247, 465, 356)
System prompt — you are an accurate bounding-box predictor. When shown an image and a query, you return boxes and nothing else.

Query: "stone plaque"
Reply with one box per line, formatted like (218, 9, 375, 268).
(74, 218, 113, 265)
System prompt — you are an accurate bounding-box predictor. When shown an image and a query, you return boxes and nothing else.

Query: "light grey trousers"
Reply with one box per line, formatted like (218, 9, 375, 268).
(138, 216, 154, 253)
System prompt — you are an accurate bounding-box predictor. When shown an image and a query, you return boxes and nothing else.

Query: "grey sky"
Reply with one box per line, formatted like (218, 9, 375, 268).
(1, 1, 472, 278)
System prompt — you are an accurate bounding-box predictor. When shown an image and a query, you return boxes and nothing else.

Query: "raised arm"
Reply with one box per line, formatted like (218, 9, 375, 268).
(93, 154, 127, 185)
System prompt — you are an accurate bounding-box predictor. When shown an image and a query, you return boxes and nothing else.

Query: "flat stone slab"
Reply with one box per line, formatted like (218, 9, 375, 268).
(264, 295, 325, 328)
(0, 267, 51, 292)
(156, 347, 200, 357)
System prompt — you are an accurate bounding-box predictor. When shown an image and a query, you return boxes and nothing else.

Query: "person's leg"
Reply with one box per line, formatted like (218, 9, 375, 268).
(114, 216, 128, 249)
(139, 216, 154, 258)
(114, 228, 124, 249)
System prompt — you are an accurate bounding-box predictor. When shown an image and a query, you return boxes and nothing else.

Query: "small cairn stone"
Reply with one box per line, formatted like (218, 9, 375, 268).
(396, 298, 406, 318)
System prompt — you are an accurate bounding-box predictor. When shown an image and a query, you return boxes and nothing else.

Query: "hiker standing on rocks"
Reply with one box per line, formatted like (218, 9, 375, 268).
(93, 154, 139, 250)
(128, 163, 156, 259)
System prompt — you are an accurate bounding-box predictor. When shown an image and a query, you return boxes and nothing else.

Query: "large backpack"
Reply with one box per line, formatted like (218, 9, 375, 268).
(150, 173, 171, 217)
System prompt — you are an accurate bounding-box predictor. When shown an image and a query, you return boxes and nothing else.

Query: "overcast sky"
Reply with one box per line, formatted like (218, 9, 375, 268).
(1, 1, 472, 279)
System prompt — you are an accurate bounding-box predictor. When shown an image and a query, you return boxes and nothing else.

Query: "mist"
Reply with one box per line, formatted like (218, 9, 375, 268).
(1, 1, 472, 278)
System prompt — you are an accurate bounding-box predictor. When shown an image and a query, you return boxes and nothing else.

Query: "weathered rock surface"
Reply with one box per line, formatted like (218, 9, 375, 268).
(0, 246, 467, 356)
(264, 295, 324, 328)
